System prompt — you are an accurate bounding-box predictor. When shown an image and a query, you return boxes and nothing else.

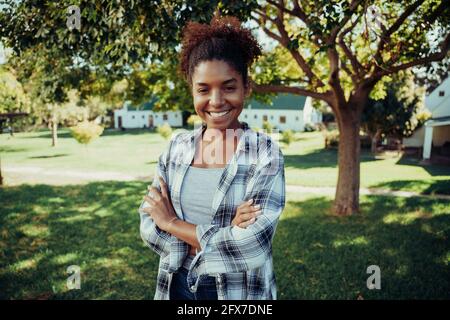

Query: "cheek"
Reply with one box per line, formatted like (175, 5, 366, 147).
(193, 96, 208, 113)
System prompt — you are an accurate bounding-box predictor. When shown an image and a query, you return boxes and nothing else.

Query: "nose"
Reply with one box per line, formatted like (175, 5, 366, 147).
(209, 89, 224, 108)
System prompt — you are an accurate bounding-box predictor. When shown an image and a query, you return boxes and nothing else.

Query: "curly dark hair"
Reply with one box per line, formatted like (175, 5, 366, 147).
(179, 15, 262, 87)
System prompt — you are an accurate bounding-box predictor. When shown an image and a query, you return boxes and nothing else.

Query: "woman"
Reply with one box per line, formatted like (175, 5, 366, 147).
(139, 15, 286, 300)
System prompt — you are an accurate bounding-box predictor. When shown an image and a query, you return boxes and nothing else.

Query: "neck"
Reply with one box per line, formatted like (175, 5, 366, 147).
(202, 121, 243, 144)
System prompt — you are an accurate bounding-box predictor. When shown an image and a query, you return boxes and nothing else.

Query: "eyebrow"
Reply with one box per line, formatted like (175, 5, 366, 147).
(195, 78, 237, 86)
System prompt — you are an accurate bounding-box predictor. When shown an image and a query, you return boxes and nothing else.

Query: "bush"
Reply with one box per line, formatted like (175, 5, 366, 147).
(304, 123, 317, 132)
(416, 110, 432, 126)
(186, 114, 202, 128)
(281, 129, 295, 147)
(262, 120, 273, 134)
(324, 130, 340, 149)
(70, 121, 104, 145)
(324, 130, 372, 149)
(156, 123, 172, 140)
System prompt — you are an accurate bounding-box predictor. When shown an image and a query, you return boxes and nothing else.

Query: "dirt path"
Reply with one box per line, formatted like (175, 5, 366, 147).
(3, 165, 450, 200)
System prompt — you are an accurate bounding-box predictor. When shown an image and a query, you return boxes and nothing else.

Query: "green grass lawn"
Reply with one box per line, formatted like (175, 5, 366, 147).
(1, 182, 449, 299)
(1, 128, 449, 194)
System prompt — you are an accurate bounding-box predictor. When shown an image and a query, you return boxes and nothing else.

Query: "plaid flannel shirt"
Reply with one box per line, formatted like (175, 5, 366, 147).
(138, 121, 286, 300)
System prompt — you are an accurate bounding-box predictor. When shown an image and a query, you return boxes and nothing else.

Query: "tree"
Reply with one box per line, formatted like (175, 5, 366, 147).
(2, 1, 449, 215)
(0, 66, 29, 114)
(246, 1, 450, 215)
(361, 70, 427, 153)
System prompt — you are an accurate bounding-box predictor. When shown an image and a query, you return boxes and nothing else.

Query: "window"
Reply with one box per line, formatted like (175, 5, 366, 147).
(270, 115, 274, 120)
(295, 116, 299, 121)
(280, 116, 286, 124)
(132, 115, 135, 119)
(263, 115, 268, 121)
(439, 91, 445, 97)
(175, 114, 178, 118)
(254, 114, 258, 119)
(163, 114, 168, 120)
(142, 115, 145, 119)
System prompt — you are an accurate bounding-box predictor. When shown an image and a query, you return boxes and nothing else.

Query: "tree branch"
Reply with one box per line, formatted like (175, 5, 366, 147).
(251, 80, 332, 103)
(267, 0, 325, 87)
(423, 1, 449, 25)
(250, 13, 283, 43)
(265, 0, 323, 45)
(328, 0, 363, 45)
(338, 13, 365, 79)
(375, 32, 450, 78)
(327, 48, 347, 107)
(373, 0, 425, 65)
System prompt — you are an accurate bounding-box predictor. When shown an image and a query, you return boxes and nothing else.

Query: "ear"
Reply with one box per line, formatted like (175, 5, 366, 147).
(244, 81, 252, 98)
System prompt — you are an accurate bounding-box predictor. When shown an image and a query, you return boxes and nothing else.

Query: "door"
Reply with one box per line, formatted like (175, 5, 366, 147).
(148, 115, 154, 128)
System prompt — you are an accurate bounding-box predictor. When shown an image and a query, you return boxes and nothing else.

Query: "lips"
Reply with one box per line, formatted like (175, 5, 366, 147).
(206, 109, 232, 119)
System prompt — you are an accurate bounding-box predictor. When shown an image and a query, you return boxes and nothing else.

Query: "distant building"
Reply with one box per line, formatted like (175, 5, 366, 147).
(113, 98, 183, 129)
(403, 77, 450, 160)
(239, 94, 322, 131)
(114, 93, 322, 132)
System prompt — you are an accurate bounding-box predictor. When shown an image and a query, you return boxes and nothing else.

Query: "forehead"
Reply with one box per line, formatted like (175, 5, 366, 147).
(192, 60, 241, 85)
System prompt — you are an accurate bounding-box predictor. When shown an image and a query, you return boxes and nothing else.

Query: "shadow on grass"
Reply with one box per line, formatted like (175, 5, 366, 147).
(274, 195, 450, 299)
(29, 154, 69, 159)
(1, 182, 449, 299)
(0, 181, 158, 299)
(284, 148, 381, 170)
(371, 180, 450, 195)
(0, 146, 29, 153)
(396, 154, 450, 177)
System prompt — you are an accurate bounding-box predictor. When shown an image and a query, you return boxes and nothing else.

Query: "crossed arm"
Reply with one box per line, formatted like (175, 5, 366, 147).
(139, 142, 285, 273)
(141, 176, 262, 254)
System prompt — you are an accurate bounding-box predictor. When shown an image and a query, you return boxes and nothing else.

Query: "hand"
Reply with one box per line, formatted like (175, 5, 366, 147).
(231, 199, 261, 228)
(142, 176, 178, 232)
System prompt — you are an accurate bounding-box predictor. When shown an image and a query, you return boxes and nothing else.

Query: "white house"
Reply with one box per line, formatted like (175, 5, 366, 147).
(239, 93, 322, 131)
(403, 77, 450, 159)
(114, 99, 183, 129)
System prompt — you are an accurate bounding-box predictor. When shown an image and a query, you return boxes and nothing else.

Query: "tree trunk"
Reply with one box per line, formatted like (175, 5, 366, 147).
(51, 121, 58, 147)
(371, 129, 382, 154)
(0, 156, 3, 186)
(333, 107, 361, 216)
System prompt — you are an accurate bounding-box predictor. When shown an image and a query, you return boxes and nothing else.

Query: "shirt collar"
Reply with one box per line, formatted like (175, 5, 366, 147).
(185, 121, 255, 154)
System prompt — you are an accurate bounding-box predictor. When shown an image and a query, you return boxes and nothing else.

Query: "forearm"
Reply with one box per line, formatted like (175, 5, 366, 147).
(166, 219, 201, 250)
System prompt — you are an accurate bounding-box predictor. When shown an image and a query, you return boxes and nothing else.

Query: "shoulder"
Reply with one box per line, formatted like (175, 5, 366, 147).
(157, 130, 188, 163)
(241, 129, 284, 174)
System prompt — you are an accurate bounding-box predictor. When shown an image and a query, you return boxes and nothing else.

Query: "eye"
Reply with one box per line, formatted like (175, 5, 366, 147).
(197, 88, 208, 93)
(225, 87, 236, 91)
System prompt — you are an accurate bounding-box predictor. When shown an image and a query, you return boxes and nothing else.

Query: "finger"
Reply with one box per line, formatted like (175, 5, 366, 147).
(144, 195, 156, 206)
(237, 206, 261, 216)
(238, 198, 254, 209)
(238, 217, 256, 228)
(147, 186, 161, 201)
(142, 206, 153, 216)
(239, 210, 261, 222)
(159, 177, 168, 199)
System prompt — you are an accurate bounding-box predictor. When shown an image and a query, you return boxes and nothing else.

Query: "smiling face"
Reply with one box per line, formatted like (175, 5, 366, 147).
(191, 59, 250, 132)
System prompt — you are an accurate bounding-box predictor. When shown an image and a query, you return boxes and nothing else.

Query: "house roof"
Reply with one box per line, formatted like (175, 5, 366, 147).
(244, 93, 307, 111)
(124, 93, 307, 112)
(126, 97, 158, 111)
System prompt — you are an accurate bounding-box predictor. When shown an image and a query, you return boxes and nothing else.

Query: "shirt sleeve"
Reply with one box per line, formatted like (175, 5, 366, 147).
(191, 151, 286, 275)
(138, 138, 174, 257)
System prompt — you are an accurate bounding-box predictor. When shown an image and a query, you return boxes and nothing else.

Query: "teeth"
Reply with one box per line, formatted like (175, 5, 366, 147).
(208, 110, 230, 118)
